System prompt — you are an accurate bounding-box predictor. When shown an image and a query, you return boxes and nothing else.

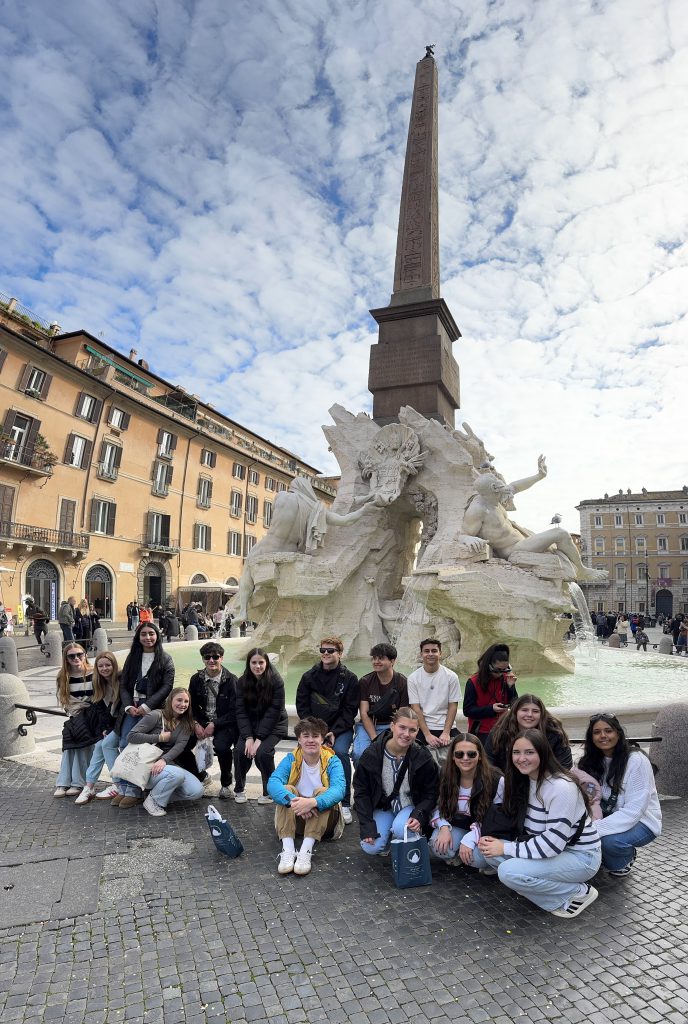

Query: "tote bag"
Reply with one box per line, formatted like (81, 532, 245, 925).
(111, 743, 163, 789)
(390, 824, 432, 889)
(205, 805, 244, 859)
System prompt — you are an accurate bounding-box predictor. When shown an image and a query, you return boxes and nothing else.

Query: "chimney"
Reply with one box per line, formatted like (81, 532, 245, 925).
(129, 348, 138, 361)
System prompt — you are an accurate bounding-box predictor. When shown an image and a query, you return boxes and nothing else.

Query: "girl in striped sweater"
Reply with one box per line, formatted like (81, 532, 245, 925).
(478, 729, 601, 918)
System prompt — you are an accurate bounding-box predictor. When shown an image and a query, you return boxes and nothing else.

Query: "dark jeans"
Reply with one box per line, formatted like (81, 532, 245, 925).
(34, 624, 47, 645)
(233, 734, 281, 795)
(60, 623, 74, 643)
(213, 728, 235, 787)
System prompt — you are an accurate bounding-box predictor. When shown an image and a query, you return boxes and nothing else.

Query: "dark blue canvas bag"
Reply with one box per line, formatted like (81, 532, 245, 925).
(205, 804, 244, 858)
(390, 824, 432, 888)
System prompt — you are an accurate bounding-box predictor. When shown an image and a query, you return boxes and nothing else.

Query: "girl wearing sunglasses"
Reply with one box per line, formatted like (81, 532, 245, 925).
(430, 732, 503, 868)
(54, 644, 108, 797)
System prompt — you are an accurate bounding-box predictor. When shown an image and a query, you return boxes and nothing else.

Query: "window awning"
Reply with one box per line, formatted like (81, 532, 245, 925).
(84, 345, 153, 387)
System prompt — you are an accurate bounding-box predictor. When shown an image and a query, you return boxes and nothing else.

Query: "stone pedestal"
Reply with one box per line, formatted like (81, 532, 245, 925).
(608, 633, 620, 649)
(46, 627, 63, 666)
(0, 673, 35, 756)
(652, 703, 688, 796)
(0, 637, 19, 675)
(92, 628, 109, 654)
(185, 625, 199, 642)
(658, 635, 673, 655)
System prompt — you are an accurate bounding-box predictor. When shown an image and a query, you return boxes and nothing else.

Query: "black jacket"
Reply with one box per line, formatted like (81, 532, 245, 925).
(295, 662, 359, 736)
(483, 727, 573, 771)
(236, 670, 288, 740)
(189, 667, 238, 736)
(117, 651, 175, 727)
(353, 731, 440, 840)
(62, 701, 113, 750)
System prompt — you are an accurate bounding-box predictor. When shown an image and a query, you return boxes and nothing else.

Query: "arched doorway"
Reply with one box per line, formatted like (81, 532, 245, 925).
(143, 561, 165, 608)
(85, 564, 113, 619)
(25, 559, 60, 620)
(655, 589, 673, 618)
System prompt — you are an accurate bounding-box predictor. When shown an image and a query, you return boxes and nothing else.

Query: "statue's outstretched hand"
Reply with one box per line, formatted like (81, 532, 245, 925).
(537, 454, 547, 477)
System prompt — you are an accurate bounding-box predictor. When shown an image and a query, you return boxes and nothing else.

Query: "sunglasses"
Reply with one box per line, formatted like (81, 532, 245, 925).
(589, 712, 619, 723)
(453, 750, 478, 760)
(67, 652, 85, 660)
(319, 647, 338, 654)
(203, 655, 221, 661)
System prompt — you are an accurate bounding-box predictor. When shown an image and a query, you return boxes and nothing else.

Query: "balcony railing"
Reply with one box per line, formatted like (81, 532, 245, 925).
(0, 521, 89, 550)
(96, 462, 118, 482)
(0, 440, 55, 475)
(139, 534, 180, 554)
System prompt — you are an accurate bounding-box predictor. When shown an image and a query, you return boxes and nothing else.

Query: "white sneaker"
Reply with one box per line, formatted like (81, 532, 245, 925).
(551, 884, 598, 919)
(257, 794, 272, 805)
(143, 794, 167, 817)
(53, 787, 68, 798)
(341, 806, 353, 825)
(278, 850, 296, 875)
(96, 785, 121, 800)
(234, 791, 248, 803)
(75, 785, 95, 805)
(65, 787, 82, 796)
(218, 786, 233, 800)
(294, 847, 313, 876)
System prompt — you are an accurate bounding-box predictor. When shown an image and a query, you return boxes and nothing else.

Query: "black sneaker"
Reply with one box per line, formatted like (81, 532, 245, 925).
(608, 848, 637, 877)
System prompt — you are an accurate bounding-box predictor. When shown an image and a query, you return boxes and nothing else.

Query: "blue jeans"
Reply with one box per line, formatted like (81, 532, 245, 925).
(601, 822, 656, 871)
(57, 747, 93, 788)
(429, 827, 490, 869)
(60, 624, 74, 643)
(485, 846, 602, 911)
(119, 712, 139, 748)
(333, 730, 353, 806)
(148, 765, 204, 808)
(352, 723, 387, 766)
(360, 804, 415, 855)
(86, 732, 120, 785)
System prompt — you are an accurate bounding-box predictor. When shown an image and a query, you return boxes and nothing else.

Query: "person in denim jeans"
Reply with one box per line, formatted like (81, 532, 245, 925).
(74, 652, 121, 804)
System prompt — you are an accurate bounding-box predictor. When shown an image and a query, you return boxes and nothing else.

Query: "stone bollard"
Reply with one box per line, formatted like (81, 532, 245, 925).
(0, 636, 19, 675)
(607, 633, 620, 649)
(652, 703, 688, 796)
(185, 625, 199, 642)
(92, 627, 109, 655)
(0, 672, 36, 755)
(658, 635, 673, 655)
(46, 625, 63, 666)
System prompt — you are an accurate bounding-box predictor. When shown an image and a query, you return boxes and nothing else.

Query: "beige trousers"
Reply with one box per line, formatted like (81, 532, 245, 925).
(274, 785, 340, 841)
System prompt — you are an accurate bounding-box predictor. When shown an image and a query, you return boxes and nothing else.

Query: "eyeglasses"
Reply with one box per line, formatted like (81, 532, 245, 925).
(203, 655, 221, 661)
(67, 652, 85, 660)
(453, 750, 478, 760)
(319, 647, 338, 654)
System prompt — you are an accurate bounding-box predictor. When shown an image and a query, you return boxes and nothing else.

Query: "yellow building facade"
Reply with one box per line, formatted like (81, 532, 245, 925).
(0, 298, 334, 622)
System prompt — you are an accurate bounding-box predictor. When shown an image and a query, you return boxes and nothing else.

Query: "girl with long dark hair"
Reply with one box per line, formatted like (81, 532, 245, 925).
(233, 648, 288, 803)
(430, 732, 502, 868)
(117, 622, 174, 747)
(462, 643, 518, 740)
(484, 694, 572, 771)
(578, 713, 661, 876)
(478, 729, 601, 918)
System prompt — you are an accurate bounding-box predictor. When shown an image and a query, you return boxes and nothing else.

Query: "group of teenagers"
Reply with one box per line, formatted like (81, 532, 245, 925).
(53, 625, 662, 916)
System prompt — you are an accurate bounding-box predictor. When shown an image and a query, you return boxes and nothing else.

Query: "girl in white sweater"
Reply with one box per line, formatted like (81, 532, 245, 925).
(578, 713, 661, 876)
(478, 729, 601, 918)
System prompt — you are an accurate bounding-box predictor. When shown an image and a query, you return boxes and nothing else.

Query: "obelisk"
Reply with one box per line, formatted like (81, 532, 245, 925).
(368, 47, 461, 426)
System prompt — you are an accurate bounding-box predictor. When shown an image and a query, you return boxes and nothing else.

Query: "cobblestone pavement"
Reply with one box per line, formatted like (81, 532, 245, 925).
(0, 760, 686, 1024)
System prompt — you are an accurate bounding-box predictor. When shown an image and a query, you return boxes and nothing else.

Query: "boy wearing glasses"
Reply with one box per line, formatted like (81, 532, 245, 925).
(188, 642, 239, 798)
(295, 637, 359, 824)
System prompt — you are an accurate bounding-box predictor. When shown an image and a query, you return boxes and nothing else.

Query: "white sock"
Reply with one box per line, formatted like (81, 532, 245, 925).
(300, 837, 315, 854)
(282, 838, 295, 853)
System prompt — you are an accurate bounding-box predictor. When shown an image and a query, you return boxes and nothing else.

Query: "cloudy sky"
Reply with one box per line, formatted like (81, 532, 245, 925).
(2, 0, 686, 529)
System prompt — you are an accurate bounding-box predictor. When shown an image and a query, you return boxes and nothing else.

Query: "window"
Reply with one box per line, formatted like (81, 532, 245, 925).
(1, 412, 38, 464)
(682, 565, 688, 582)
(593, 515, 602, 527)
(232, 462, 245, 480)
(614, 514, 623, 527)
(107, 406, 130, 430)
(277, 481, 287, 492)
(246, 495, 258, 524)
(265, 477, 276, 492)
(657, 536, 668, 552)
(594, 538, 605, 555)
(658, 565, 670, 580)
(244, 534, 256, 556)
(264, 500, 273, 527)
(197, 477, 213, 509)
(617, 602, 624, 613)
(97, 441, 122, 481)
(64, 433, 92, 470)
(614, 537, 625, 555)
(638, 602, 646, 614)
(152, 460, 174, 496)
(18, 364, 52, 400)
(681, 536, 688, 552)
(75, 391, 102, 423)
(615, 565, 626, 581)
(596, 602, 604, 613)
(230, 490, 243, 517)
(228, 531, 242, 556)
(157, 429, 177, 459)
(90, 498, 116, 535)
(637, 564, 647, 582)
(200, 449, 216, 468)
(146, 511, 171, 547)
(680, 513, 687, 525)
(634, 513, 643, 526)
(248, 469, 260, 486)
(193, 523, 212, 551)
(656, 513, 665, 525)
(635, 537, 646, 554)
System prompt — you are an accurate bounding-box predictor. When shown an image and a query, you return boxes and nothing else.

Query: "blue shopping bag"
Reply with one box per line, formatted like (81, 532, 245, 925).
(205, 804, 244, 859)
(390, 824, 432, 889)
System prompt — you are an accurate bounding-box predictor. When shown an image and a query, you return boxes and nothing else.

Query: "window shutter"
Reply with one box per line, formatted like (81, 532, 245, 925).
(145, 511, 154, 539)
(18, 365, 31, 391)
(64, 434, 75, 464)
(39, 373, 53, 399)
(113, 446, 122, 469)
(211, 451, 217, 468)
(82, 440, 93, 470)
(2, 409, 15, 434)
(89, 499, 98, 532)
(99, 440, 107, 462)
(107, 405, 115, 426)
(26, 417, 40, 452)
(60, 499, 76, 535)
(106, 502, 116, 535)
(121, 411, 130, 430)
(206, 526, 212, 550)
(156, 427, 164, 444)
(193, 524, 199, 548)
(75, 392, 85, 416)
(166, 464, 174, 486)
(161, 514, 170, 546)
(170, 433, 178, 451)
(91, 398, 103, 422)
(0, 350, 6, 372)
(151, 460, 159, 482)
(208, 480, 213, 501)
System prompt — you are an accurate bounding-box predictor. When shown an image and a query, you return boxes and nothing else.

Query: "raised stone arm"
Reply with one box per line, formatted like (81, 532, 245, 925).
(508, 455, 547, 495)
